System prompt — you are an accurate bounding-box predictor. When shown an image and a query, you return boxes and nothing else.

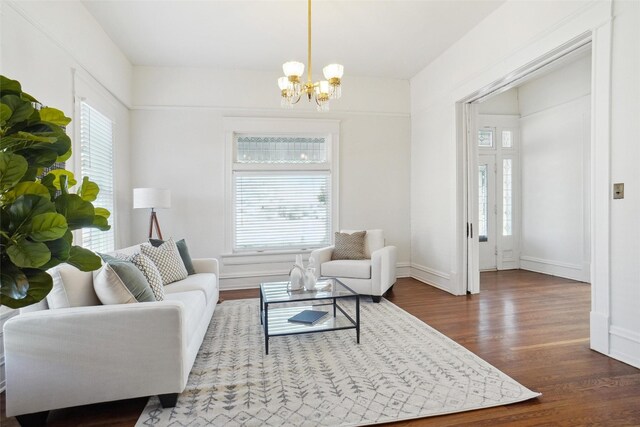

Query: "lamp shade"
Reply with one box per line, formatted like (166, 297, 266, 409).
(133, 188, 171, 209)
(283, 61, 304, 78)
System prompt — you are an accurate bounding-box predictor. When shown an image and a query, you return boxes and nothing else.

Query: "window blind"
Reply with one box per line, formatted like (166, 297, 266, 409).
(234, 172, 331, 251)
(79, 102, 115, 253)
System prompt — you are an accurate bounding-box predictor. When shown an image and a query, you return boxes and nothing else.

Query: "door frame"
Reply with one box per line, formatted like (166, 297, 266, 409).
(455, 27, 612, 355)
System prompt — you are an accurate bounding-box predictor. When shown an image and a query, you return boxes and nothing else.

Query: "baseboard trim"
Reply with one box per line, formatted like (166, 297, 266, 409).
(590, 311, 609, 354)
(609, 326, 640, 369)
(520, 255, 588, 282)
(410, 264, 452, 293)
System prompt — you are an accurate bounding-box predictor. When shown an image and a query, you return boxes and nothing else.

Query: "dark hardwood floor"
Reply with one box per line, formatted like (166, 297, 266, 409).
(2, 270, 639, 426)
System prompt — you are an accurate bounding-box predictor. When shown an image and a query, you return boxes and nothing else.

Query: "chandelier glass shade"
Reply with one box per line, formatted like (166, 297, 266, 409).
(278, 0, 343, 112)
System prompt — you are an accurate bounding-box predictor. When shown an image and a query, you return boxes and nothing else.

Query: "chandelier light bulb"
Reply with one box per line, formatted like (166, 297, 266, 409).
(277, 77, 290, 91)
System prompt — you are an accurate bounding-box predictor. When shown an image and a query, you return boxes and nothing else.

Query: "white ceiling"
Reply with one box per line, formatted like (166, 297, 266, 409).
(82, 0, 505, 80)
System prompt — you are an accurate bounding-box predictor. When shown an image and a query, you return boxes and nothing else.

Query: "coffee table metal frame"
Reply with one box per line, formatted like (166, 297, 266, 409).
(259, 278, 360, 355)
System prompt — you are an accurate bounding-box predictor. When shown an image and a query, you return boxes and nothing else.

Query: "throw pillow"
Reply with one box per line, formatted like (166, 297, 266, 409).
(127, 253, 165, 301)
(149, 238, 196, 275)
(140, 238, 188, 285)
(93, 256, 156, 305)
(332, 231, 367, 260)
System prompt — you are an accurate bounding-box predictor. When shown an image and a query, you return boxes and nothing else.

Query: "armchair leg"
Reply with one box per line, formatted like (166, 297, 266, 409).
(159, 393, 179, 408)
(16, 411, 49, 427)
(371, 295, 382, 303)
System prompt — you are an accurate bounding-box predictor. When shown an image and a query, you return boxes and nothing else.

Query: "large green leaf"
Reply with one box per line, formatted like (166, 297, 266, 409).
(7, 194, 56, 233)
(0, 76, 22, 97)
(0, 262, 29, 300)
(3, 181, 50, 203)
(78, 176, 99, 202)
(1, 94, 35, 126)
(39, 107, 71, 127)
(6, 238, 51, 268)
(55, 194, 94, 229)
(49, 170, 77, 190)
(94, 207, 111, 219)
(29, 212, 68, 242)
(0, 103, 11, 126)
(0, 152, 28, 190)
(12, 131, 57, 143)
(88, 214, 110, 231)
(1, 268, 53, 309)
(67, 245, 101, 272)
(40, 237, 71, 269)
(57, 147, 72, 163)
(16, 146, 58, 168)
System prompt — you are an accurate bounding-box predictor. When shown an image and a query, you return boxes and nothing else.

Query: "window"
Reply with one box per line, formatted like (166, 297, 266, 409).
(502, 158, 513, 236)
(79, 102, 115, 252)
(232, 133, 335, 252)
(478, 129, 494, 148)
(501, 130, 513, 148)
(478, 164, 488, 242)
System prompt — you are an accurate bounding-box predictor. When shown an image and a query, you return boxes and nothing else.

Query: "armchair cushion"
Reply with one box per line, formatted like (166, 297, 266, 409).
(321, 260, 371, 279)
(332, 231, 367, 260)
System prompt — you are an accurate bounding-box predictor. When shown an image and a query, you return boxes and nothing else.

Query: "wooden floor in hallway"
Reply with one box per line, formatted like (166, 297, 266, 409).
(2, 270, 639, 426)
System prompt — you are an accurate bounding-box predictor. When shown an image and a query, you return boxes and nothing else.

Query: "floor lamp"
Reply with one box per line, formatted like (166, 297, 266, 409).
(133, 188, 171, 240)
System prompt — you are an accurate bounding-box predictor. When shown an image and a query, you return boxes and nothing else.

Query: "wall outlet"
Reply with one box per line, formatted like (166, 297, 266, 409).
(613, 183, 624, 199)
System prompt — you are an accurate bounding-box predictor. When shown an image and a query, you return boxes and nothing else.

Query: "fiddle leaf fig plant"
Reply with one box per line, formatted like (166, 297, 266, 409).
(1, 75, 110, 309)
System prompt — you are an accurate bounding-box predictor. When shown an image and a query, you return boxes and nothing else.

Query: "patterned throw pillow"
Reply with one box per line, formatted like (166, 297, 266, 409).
(149, 238, 196, 275)
(332, 231, 367, 260)
(127, 253, 165, 301)
(140, 238, 188, 285)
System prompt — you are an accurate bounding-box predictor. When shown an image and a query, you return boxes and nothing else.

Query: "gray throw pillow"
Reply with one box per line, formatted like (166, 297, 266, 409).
(332, 231, 367, 260)
(149, 238, 196, 275)
(94, 254, 156, 304)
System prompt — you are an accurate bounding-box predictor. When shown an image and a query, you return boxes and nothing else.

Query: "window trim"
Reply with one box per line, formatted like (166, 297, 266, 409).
(223, 117, 340, 256)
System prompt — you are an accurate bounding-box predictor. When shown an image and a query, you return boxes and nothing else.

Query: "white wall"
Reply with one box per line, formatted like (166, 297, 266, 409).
(478, 88, 519, 115)
(608, 0, 640, 368)
(518, 54, 591, 282)
(410, 0, 639, 368)
(0, 0, 134, 248)
(131, 67, 411, 288)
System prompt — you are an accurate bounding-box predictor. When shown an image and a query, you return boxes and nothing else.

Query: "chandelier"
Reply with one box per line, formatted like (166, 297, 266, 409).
(278, 0, 344, 112)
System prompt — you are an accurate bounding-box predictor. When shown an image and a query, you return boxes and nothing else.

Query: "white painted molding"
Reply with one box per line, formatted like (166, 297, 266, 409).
(520, 256, 588, 282)
(131, 104, 410, 118)
(410, 263, 454, 294)
(609, 326, 640, 369)
(396, 262, 411, 278)
(590, 311, 610, 354)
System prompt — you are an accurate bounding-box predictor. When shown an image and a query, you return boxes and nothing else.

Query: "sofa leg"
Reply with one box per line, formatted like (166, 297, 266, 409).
(16, 411, 49, 427)
(159, 393, 179, 408)
(385, 284, 395, 295)
(371, 295, 382, 303)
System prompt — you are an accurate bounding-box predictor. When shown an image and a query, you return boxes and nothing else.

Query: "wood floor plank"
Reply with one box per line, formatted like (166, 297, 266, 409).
(2, 270, 639, 426)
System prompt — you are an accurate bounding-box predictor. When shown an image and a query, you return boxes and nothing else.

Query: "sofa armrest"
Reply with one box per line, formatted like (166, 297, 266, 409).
(310, 246, 334, 275)
(4, 302, 187, 417)
(192, 257, 219, 276)
(371, 245, 397, 295)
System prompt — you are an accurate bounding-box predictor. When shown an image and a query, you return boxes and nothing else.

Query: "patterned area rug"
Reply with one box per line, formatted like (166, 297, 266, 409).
(136, 298, 539, 426)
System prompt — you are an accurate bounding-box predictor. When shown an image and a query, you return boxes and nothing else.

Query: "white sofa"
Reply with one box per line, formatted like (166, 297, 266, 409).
(310, 229, 397, 302)
(3, 244, 219, 426)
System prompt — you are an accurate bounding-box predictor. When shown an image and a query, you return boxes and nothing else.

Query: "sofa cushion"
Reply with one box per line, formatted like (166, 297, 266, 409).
(321, 260, 371, 279)
(140, 239, 188, 285)
(164, 273, 218, 304)
(149, 238, 196, 275)
(46, 264, 100, 309)
(127, 253, 165, 301)
(93, 260, 156, 305)
(164, 290, 206, 346)
(332, 231, 367, 260)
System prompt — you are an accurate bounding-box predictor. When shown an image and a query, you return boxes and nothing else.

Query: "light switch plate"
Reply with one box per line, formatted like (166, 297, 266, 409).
(613, 183, 624, 199)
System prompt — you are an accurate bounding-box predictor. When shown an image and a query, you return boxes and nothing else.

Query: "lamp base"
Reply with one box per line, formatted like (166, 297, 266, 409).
(148, 209, 163, 240)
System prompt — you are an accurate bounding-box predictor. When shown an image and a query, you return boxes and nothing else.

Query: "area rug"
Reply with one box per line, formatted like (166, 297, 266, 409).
(136, 298, 539, 426)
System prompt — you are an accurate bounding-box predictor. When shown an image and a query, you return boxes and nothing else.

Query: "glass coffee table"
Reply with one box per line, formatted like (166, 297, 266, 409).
(259, 278, 360, 354)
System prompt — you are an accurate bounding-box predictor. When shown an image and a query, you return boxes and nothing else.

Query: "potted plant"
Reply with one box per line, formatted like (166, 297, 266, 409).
(1, 75, 110, 308)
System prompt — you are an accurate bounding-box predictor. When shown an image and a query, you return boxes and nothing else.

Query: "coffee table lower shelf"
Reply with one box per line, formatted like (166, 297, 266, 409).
(261, 301, 360, 354)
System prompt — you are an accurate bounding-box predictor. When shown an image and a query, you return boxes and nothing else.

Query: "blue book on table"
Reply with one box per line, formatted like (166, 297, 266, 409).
(288, 310, 328, 325)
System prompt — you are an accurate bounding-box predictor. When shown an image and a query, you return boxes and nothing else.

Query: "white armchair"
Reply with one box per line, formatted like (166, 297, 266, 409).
(310, 229, 397, 302)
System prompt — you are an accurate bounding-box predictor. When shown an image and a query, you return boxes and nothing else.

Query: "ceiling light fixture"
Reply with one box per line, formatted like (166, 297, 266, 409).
(278, 0, 343, 112)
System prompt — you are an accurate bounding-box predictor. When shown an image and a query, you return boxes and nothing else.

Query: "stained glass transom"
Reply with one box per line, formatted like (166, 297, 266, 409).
(478, 164, 488, 242)
(478, 129, 493, 148)
(503, 159, 513, 236)
(502, 130, 513, 148)
(236, 136, 327, 164)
